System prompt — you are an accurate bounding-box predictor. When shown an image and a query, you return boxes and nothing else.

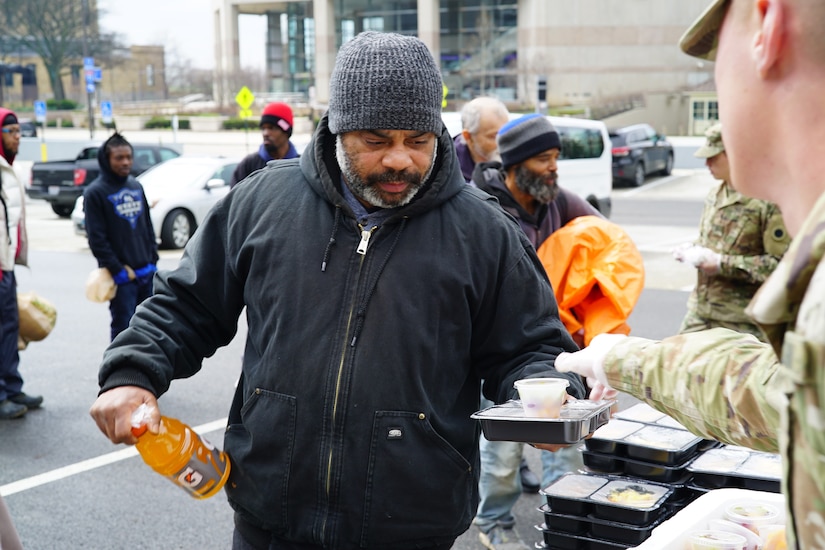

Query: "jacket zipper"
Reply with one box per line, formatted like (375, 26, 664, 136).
(322, 224, 377, 540)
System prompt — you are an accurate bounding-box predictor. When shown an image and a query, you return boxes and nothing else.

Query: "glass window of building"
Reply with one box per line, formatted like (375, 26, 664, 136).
(439, 0, 518, 104)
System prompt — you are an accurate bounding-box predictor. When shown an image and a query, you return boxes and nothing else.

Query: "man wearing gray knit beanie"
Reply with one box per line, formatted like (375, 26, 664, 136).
(90, 30, 584, 550)
(329, 31, 444, 209)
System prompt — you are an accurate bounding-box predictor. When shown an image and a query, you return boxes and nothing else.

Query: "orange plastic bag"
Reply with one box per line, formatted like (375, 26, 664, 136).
(536, 216, 645, 346)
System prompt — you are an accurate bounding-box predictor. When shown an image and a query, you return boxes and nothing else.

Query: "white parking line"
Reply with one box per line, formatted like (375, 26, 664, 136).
(0, 418, 227, 497)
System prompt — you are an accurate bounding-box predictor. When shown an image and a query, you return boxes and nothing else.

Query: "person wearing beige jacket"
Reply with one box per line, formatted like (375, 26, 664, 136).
(0, 107, 40, 420)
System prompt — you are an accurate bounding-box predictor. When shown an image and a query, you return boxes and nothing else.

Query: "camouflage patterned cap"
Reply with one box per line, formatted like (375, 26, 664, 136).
(694, 123, 724, 158)
(679, 0, 729, 61)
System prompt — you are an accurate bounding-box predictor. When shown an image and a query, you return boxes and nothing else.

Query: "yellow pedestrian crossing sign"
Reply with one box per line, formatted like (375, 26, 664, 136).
(239, 109, 252, 118)
(235, 86, 255, 110)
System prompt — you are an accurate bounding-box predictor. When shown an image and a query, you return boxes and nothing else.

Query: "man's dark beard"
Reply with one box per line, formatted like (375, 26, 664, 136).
(515, 164, 559, 204)
(336, 135, 435, 208)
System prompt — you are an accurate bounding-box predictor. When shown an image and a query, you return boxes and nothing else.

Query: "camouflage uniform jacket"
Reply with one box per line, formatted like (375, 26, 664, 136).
(680, 181, 789, 339)
(602, 190, 825, 549)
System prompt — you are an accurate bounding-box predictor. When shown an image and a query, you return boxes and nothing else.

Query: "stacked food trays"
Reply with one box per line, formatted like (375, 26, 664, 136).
(537, 473, 677, 549)
(581, 404, 716, 487)
(686, 445, 781, 494)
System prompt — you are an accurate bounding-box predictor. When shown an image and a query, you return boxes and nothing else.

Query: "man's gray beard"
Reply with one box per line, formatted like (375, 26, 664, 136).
(515, 164, 559, 204)
(470, 140, 501, 164)
(336, 135, 438, 209)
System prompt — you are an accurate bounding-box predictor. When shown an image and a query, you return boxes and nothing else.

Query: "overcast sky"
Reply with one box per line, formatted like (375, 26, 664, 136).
(97, 0, 266, 70)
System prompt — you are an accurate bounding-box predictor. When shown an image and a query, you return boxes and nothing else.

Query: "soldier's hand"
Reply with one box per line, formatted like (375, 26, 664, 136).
(556, 334, 626, 401)
(125, 265, 136, 280)
(694, 247, 721, 275)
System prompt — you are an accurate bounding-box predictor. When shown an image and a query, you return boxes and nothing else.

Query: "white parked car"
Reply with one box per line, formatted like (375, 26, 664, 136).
(72, 156, 239, 249)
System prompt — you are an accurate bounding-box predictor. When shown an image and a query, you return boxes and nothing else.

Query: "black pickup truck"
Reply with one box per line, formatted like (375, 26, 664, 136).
(27, 144, 181, 217)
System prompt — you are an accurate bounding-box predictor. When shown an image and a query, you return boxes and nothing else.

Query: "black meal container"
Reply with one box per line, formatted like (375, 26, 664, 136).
(588, 513, 664, 546)
(471, 400, 613, 445)
(588, 479, 673, 524)
(586, 420, 704, 465)
(541, 473, 673, 525)
(539, 505, 589, 535)
(584, 418, 646, 454)
(538, 525, 629, 550)
(539, 504, 664, 545)
(621, 425, 705, 464)
(580, 449, 622, 474)
(687, 446, 781, 493)
(582, 448, 696, 483)
(541, 473, 610, 516)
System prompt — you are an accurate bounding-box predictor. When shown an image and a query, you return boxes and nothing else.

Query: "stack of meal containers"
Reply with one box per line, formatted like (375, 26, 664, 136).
(686, 444, 781, 494)
(538, 472, 677, 549)
(536, 404, 718, 548)
(538, 403, 783, 548)
(581, 403, 716, 489)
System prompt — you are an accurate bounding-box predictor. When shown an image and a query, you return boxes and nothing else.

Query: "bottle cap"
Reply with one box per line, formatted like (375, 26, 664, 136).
(131, 424, 148, 437)
(130, 403, 153, 438)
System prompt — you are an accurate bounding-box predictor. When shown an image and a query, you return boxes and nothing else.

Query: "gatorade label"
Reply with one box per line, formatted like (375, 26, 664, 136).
(169, 436, 229, 498)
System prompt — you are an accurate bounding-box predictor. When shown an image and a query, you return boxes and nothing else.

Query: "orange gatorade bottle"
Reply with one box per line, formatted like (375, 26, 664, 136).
(130, 404, 230, 499)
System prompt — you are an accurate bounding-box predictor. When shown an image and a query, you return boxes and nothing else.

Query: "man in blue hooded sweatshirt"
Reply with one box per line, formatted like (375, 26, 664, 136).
(83, 133, 158, 341)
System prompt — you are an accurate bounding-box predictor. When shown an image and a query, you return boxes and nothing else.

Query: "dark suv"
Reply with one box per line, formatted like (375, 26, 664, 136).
(609, 124, 674, 186)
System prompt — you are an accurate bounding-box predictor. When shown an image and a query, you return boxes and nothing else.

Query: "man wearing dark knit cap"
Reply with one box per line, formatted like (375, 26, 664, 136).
(230, 101, 299, 187)
(471, 113, 601, 549)
(0, 108, 40, 420)
(90, 31, 582, 550)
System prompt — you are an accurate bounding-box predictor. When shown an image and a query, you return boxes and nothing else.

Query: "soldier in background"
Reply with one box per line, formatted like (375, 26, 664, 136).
(673, 123, 789, 341)
(556, 1, 825, 548)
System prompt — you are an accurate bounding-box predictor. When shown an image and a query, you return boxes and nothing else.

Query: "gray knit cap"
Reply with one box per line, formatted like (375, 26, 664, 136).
(497, 114, 561, 169)
(328, 31, 443, 135)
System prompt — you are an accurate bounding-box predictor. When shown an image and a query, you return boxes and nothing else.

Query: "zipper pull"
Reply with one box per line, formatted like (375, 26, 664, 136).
(356, 229, 372, 255)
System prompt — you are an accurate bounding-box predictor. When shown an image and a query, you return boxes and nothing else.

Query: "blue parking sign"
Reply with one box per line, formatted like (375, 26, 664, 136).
(34, 100, 47, 123)
(100, 101, 113, 124)
(86, 82, 95, 94)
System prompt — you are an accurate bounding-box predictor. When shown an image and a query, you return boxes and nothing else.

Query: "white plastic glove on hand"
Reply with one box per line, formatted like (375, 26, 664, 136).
(671, 242, 693, 263)
(675, 244, 721, 273)
(692, 246, 721, 275)
(556, 333, 627, 401)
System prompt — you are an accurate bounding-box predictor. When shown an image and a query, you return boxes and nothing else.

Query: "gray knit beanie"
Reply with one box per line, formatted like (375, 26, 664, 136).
(328, 31, 443, 135)
(497, 113, 561, 169)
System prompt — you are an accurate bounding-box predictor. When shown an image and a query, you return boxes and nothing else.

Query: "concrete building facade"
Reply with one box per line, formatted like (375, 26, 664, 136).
(211, 0, 715, 130)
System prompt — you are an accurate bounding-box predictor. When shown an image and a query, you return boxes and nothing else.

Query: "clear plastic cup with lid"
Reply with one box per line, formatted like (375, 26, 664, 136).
(724, 501, 780, 534)
(513, 378, 569, 418)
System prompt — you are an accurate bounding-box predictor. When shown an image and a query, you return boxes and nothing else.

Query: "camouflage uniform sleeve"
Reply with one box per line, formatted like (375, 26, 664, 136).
(603, 328, 782, 452)
(717, 201, 790, 285)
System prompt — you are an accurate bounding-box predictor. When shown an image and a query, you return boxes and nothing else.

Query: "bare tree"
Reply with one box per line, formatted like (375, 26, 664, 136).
(164, 43, 214, 98)
(0, 0, 121, 100)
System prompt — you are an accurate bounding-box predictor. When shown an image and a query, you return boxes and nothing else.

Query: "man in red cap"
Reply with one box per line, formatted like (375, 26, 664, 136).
(230, 102, 299, 187)
(0, 108, 40, 420)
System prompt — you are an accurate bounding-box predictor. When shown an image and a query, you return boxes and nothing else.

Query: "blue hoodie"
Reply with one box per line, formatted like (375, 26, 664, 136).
(83, 134, 158, 282)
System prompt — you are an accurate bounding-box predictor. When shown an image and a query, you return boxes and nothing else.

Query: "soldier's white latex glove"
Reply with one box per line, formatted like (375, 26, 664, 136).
(671, 242, 693, 263)
(556, 333, 627, 401)
(692, 246, 721, 275)
(675, 244, 721, 274)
